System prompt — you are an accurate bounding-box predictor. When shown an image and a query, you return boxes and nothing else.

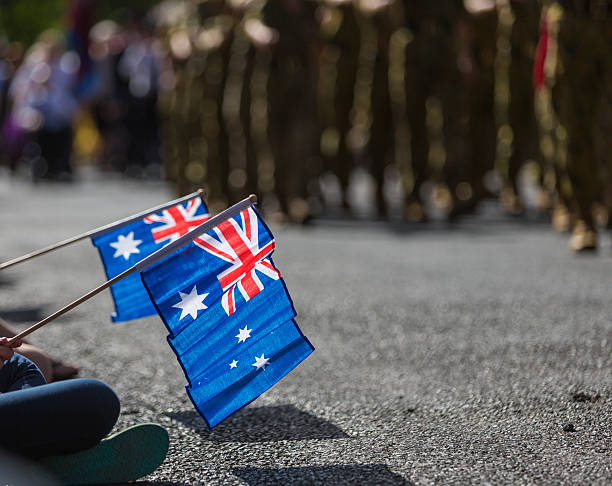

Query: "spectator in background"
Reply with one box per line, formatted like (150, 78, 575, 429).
(88, 19, 126, 172)
(116, 14, 162, 178)
(0, 40, 26, 173)
(8, 31, 80, 180)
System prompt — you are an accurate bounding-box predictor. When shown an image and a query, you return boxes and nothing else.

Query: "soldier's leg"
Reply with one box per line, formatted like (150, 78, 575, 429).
(505, 51, 537, 212)
(556, 13, 602, 250)
(404, 44, 429, 221)
(467, 8, 498, 203)
(503, 2, 542, 214)
(268, 69, 315, 222)
(289, 75, 319, 222)
(267, 73, 290, 216)
(596, 18, 612, 229)
(439, 51, 472, 218)
(241, 46, 259, 199)
(199, 49, 232, 209)
(335, 54, 358, 210)
(370, 44, 393, 219)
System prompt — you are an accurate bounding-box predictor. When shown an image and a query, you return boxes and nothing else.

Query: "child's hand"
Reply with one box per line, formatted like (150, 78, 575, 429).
(0, 337, 21, 369)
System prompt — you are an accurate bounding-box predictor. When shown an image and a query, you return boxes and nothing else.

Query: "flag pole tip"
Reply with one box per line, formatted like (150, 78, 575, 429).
(248, 194, 258, 204)
(197, 188, 205, 196)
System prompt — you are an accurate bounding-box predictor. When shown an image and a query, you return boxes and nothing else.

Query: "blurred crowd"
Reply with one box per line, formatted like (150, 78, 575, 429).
(0, 1, 163, 180)
(0, 0, 611, 251)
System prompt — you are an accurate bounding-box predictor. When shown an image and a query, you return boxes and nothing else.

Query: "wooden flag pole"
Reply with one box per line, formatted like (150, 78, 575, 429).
(5, 194, 257, 345)
(0, 189, 205, 271)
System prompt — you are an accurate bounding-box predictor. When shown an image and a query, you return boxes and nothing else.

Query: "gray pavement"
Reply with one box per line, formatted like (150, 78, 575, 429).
(0, 172, 610, 485)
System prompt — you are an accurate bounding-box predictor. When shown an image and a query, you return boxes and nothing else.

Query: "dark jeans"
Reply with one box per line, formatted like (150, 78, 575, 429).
(0, 352, 46, 392)
(0, 354, 120, 458)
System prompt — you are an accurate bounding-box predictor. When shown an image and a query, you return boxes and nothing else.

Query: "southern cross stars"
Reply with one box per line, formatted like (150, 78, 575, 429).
(252, 354, 270, 370)
(235, 325, 252, 343)
(110, 232, 142, 260)
(173, 285, 209, 320)
(230, 354, 269, 370)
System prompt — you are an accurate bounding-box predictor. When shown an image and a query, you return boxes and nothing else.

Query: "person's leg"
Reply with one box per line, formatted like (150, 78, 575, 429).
(0, 377, 119, 458)
(0, 353, 46, 392)
(0, 364, 168, 484)
(404, 46, 429, 221)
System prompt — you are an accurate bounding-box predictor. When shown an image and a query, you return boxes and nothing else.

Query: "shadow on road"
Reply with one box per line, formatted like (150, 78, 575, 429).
(311, 201, 554, 238)
(232, 464, 414, 485)
(165, 405, 349, 442)
(1, 306, 47, 323)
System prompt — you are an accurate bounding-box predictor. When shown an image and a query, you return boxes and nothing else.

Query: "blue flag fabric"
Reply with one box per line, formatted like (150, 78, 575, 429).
(91, 197, 209, 322)
(141, 206, 314, 428)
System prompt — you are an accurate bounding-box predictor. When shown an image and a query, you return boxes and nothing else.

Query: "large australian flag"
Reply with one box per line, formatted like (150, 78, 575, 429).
(91, 196, 209, 322)
(141, 206, 314, 428)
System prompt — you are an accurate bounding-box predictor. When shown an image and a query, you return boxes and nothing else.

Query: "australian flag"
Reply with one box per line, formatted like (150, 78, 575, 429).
(141, 206, 314, 428)
(91, 196, 209, 322)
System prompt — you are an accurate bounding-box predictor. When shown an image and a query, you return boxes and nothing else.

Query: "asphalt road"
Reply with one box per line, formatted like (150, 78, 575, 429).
(0, 172, 610, 485)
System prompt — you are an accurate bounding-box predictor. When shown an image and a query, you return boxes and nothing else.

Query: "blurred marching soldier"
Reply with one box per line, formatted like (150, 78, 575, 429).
(359, 0, 401, 219)
(157, 0, 233, 209)
(463, 0, 498, 210)
(224, 0, 279, 204)
(402, 0, 470, 221)
(263, 0, 320, 223)
(155, 0, 202, 195)
(222, 0, 259, 203)
(195, 0, 234, 210)
(532, 2, 574, 232)
(242, 13, 280, 207)
(500, 0, 544, 215)
(552, 0, 612, 251)
(317, 0, 361, 213)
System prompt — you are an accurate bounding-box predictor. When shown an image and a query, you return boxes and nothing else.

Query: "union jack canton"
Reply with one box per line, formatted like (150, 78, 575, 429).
(145, 198, 209, 245)
(193, 208, 281, 316)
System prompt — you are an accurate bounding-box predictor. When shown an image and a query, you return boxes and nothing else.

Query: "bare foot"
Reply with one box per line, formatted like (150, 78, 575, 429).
(50, 359, 80, 381)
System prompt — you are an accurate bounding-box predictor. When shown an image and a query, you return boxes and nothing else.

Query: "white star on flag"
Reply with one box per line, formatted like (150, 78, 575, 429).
(235, 325, 252, 343)
(229, 360, 238, 369)
(252, 354, 270, 370)
(110, 232, 142, 260)
(172, 285, 209, 320)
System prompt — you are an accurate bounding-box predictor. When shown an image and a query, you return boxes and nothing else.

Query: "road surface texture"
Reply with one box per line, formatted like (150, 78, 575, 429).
(0, 171, 610, 485)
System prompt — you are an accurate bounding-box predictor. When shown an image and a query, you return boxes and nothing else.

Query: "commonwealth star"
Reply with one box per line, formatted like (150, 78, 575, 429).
(110, 231, 142, 260)
(172, 285, 209, 320)
(235, 325, 252, 343)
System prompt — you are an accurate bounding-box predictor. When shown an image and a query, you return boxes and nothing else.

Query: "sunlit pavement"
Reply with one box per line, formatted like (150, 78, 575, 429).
(1, 169, 610, 485)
